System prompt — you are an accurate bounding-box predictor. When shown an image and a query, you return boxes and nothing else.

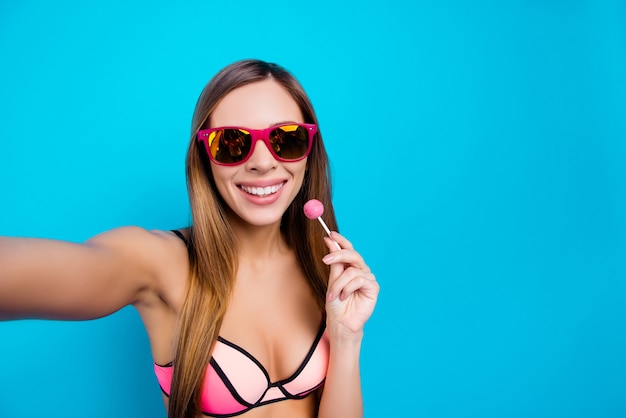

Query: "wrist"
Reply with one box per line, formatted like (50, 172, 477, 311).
(327, 324, 364, 349)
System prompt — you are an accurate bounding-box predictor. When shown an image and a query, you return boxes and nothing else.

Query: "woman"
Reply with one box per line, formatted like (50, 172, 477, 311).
(0, 59, 379, 417)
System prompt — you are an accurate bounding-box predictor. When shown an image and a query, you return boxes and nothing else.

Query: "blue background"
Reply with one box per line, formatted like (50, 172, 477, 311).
(1, 1, 625, 417)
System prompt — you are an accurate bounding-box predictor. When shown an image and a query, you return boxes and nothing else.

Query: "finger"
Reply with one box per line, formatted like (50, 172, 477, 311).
(338, 273, 379, 301)
(326, 266, 367, 301)
(323, 235, 342, 254)
(322, 244, 370, 273)
(329, 231, 354, 251)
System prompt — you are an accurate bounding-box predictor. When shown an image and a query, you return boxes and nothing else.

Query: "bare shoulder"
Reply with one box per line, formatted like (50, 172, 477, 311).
(88, 226, 190, 310)
(86, 226, 188, 263)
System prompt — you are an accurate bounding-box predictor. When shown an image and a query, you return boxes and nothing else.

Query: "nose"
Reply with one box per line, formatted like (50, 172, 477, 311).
(245, 139, 277, 173)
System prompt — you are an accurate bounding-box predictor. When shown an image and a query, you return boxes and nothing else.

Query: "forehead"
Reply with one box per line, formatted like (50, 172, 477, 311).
(210, 79, 304, 129)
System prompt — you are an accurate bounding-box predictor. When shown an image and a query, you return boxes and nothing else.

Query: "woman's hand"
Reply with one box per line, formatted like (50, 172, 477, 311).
(323, 231, 379, 341)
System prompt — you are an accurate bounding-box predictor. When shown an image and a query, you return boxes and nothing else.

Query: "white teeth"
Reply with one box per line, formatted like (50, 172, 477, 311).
(240, 183, 284, 197)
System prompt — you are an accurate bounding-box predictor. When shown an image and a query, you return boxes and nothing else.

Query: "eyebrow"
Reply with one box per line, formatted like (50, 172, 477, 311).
(268, 120, 300, 127)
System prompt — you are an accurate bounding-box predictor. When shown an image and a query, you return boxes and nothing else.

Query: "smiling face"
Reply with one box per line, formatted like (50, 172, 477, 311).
(208, 78, 308, 227)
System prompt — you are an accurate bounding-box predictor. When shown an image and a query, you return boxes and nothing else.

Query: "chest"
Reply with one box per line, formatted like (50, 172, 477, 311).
(219, 265, 323, 381)
(149, 250, 328, 416)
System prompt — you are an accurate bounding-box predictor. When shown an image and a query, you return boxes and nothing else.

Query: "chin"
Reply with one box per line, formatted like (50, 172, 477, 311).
(235, 207, 286, 227)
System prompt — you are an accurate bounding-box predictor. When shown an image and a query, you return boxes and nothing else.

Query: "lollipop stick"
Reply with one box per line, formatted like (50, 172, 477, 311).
(317, 217, 341, 250)
(304, 198, 341, 250)
(317, 216, 332, 236)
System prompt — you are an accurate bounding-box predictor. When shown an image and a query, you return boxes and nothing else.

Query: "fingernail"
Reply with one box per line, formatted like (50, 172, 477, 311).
(322, 254, 334, 264)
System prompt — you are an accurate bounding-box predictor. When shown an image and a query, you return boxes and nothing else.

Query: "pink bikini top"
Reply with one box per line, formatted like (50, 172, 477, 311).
(153, 323, 330, 417)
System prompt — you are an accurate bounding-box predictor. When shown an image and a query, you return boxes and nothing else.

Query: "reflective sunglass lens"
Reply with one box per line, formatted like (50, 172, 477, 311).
(269, 125, 309, 160)
(210, 129, 252, 164)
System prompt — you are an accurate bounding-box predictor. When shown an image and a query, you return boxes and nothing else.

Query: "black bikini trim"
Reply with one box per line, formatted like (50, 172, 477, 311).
(209, 358, 255, 408)
(201, 321, 327, 417)
(170, 229, 188, 246)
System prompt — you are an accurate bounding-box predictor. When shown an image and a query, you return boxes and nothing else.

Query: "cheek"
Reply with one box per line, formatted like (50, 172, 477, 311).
(209, 164, 235, 196)
(290, 161, 308, 190)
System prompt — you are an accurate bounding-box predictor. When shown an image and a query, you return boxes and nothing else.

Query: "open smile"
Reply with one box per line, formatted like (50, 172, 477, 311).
(238, 181, 286, 198)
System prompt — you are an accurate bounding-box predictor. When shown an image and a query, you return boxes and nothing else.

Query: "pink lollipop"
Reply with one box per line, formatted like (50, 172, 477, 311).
(304, 199, 341, 249)
(304, 199, 324, 220)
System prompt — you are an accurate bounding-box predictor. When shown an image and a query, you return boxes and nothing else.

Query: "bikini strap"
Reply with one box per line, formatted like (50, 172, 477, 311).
(170, 229, 189, 247)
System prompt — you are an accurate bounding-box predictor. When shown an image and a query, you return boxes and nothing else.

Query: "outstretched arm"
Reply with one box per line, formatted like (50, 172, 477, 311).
(318, 231, 379, 418)
(0, 227, 169, 321)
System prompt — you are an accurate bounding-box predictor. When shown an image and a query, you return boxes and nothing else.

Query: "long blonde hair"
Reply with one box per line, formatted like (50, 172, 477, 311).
(168, 60, 337, 418)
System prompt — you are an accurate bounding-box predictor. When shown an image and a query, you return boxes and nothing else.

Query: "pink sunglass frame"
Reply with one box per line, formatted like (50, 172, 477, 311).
(197, 123, 317, 166)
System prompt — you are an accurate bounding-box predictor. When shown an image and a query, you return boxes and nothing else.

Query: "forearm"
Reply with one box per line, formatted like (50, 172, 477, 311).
(318, 333, 364, 418)
(0, 236, 106, 320)
(0, 229, 156, 321)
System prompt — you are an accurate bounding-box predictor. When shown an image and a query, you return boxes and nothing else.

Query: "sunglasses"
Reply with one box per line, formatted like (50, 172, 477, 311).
(197, 123, 317, 166)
